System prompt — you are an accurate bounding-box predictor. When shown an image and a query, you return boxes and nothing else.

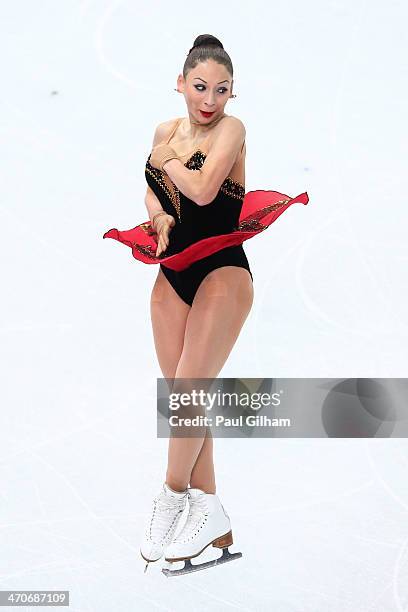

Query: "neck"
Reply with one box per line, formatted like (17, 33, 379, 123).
(187, 112, 227, 138)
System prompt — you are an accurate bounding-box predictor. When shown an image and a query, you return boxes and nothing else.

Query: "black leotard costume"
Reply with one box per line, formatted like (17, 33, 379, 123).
(145, 117, 253, 306)
(103, 119, 310, 297)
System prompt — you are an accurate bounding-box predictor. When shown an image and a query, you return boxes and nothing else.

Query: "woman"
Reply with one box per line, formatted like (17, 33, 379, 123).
(103, 33, 309, 575)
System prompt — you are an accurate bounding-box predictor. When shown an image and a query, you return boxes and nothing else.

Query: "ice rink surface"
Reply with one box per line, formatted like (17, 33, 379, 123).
(1, 0, 408, 610)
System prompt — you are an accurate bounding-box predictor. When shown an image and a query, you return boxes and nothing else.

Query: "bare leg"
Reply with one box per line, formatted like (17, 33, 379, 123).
(150, 268, 190, 380)
(189, 429, 215, 493)
(166, 267, 254, 494)
(150, 269, 192, 493)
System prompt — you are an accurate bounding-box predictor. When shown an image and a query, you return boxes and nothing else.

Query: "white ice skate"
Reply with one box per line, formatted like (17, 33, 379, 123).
(140, 482, 188, 572)
(162, 487, 242, 577)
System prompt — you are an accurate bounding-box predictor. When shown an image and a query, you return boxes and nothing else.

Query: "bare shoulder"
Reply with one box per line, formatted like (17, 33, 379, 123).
(151, 118, 180, 147)
(224, 114, 245, 127)
(222, 115, 246, 133)
(208, 115, 246, 153)
(212, 115, 246, 144)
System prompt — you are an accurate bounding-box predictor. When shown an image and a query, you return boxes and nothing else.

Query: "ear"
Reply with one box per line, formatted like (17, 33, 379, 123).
(177, 74, 185, 93)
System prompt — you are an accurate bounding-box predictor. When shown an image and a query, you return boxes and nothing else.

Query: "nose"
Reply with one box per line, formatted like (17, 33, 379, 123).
(204, 95, 216, 108)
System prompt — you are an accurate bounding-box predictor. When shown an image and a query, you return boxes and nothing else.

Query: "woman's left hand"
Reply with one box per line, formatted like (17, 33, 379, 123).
(149, 144, 179, 172)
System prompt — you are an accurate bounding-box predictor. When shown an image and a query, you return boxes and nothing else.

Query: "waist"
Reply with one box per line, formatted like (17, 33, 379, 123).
(167, 223, 237, 254)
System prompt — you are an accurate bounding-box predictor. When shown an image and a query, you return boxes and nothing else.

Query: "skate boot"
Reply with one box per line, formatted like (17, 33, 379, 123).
(140, 482, 188, 572)
(162, 487, 242, 577)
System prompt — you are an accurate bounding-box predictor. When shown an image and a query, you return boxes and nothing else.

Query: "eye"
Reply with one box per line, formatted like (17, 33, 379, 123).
(194, 85, 228, 94)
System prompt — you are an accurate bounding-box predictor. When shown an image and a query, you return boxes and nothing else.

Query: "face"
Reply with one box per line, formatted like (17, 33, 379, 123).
(177, 59, 233, 123)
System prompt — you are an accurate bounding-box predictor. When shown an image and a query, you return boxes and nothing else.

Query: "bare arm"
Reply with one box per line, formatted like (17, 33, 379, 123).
(162, 116, 245, 206)
(145, 184, 165, 223)
(145, 121, 177, 257)
(144, 121, 173, 222)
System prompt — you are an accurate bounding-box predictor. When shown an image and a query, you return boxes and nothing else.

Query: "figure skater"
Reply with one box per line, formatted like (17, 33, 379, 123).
(103, 33, 309, 576)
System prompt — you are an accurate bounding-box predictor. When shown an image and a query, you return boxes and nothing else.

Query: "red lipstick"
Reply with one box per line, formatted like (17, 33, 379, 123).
(200, 110, 215, 118)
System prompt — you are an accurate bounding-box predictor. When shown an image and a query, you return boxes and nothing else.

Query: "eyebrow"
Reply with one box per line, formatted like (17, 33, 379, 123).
(193, 78, 229, 84)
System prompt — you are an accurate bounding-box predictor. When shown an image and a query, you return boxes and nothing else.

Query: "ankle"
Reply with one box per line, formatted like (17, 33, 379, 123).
(165, 480, 188, 494)
(189, 483, 216, 494)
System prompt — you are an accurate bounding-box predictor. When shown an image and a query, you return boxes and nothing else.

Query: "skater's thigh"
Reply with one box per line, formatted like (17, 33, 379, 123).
(150, 268, 190, 379)
(175, 266, 254, 379)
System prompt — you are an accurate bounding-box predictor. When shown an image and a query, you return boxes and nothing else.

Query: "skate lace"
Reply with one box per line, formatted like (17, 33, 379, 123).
(173, 496, 209, 543)
(148, 496, 185, 544)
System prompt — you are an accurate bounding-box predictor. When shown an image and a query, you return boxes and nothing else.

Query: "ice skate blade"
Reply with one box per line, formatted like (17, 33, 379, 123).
(162, 547, 242, 577)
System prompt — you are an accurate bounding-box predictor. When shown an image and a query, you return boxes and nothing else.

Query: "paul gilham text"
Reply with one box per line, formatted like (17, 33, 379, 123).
(168, 415, 290, 427)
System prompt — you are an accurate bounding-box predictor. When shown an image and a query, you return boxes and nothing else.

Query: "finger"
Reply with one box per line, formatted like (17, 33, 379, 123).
(156, 234, 165, 256)
(156, 233, 164, 255)
(163, 226, 171, 242)
(160, 234, 167, 252)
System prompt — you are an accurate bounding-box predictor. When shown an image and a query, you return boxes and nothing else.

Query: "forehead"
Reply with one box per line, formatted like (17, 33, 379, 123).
(188, 60, 230, 83)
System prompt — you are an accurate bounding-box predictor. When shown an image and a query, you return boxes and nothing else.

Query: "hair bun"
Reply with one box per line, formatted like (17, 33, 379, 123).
(183, 34, 233, 79)
(188, 34, 224, 55)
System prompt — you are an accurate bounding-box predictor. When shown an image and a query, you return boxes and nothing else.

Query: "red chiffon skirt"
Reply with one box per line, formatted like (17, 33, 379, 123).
(103, 189, 309, 272)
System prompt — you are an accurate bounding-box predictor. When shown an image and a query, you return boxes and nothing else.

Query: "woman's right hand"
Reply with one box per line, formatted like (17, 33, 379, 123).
(153, 213, 176, 257)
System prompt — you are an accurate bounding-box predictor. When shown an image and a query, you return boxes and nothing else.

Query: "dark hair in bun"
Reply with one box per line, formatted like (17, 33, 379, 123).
(183, 34, 233, 79)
